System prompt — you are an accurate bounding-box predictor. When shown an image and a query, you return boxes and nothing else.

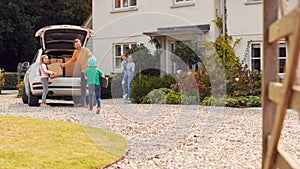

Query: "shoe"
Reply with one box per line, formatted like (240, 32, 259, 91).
(74, 104, 84, 107)
(87, 108, 93, 111)
(123, 93, 127, 100)
(96, 108, 101, 114)
(40, 104, 51, 107)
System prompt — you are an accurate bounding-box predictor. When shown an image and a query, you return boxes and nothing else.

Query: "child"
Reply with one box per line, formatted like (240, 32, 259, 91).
(126, 55, 135, 100)
(84, 57, 105, 114)
(40, 54, 57, 107)
(121, 55, 128, 100)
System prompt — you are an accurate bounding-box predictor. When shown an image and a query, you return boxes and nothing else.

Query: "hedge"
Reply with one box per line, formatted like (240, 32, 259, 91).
(3, 72, 18, 90)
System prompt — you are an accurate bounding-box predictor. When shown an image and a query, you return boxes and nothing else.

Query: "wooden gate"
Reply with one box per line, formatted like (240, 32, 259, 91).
(263, 0, 300, 168)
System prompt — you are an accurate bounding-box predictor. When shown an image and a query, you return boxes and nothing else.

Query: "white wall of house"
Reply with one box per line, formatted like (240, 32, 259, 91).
(227, 0, 298, 71)
(92, 0, 222, 74)
(92, 0, 299, 74)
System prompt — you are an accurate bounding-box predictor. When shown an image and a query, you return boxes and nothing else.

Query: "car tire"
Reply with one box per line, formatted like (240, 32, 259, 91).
(22, 85, 28, 104)
(28, 86, 39, 107)
(73, 96, 81, 105)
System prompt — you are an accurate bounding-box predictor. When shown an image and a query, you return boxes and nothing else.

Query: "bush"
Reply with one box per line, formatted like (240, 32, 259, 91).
(163, 91, 181, 104)
(131, 74, 176, 103)
(16, 81, 24, 98)
(0, 69, 4, 93)
(142, 88, 172, 104)
(3, 72, 18, 90)
(201, 95, 261, 107)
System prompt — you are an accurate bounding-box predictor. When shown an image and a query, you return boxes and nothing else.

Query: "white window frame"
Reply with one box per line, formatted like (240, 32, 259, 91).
(249, 42, 263, 71)
(113, 43, 136, 72)
(113, 0, 137, 10)
(244, 0, 263, 5)
(171, 0, 194, 8)
(278, 43, 287, 77)
(249, 42, 287, 77)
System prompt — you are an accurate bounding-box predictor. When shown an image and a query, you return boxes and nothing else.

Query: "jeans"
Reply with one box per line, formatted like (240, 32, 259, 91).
(122, 73, 128, 96)
(127, 76, 134, 98)
(41, 77, 49, 104)
(80, 73, 87, 105)
(88, 84, 101, 109)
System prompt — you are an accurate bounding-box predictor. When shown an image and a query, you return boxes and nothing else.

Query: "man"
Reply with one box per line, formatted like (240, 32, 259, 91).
(61, 39, 92, 107)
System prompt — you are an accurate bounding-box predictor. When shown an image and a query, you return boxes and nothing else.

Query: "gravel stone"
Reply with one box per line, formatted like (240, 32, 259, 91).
(0, 94, 299, 168)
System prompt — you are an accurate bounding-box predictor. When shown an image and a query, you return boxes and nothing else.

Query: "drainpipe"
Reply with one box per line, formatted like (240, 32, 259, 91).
(221, 0, 226, 40)
(221, 0, 226, 62)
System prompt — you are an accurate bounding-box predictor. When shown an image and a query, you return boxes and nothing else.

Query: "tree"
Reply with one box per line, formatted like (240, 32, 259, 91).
(171, 41, 203, 70)
(0, 0, 91, 71)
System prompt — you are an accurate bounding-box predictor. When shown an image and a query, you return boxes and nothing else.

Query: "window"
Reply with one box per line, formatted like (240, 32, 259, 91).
(172, 0, 194, 8)
(250, 43, 262, 71)
(114, 0, 137, 9)
(250, 42, 287, 75)
(175, 0, 192, 3)
(113, 43, 136, 71)
(245, 0, 263, 4)
(278, 43, 287, 74)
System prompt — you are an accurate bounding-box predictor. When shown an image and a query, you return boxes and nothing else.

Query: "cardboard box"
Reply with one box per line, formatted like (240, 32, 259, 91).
(47, 62, 63, 78)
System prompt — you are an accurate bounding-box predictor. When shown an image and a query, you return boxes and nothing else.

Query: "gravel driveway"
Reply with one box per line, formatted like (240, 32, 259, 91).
(0, 93, 299, 168)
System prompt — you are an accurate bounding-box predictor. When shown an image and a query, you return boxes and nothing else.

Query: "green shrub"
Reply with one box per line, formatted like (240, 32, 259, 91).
(16, 81, 24, 98)
(3, 72, 18, 90)
(0, 69, 4, 93)
(142, 88, 172, 104)
(131, 74, 176, 103)
(201, 95, 261, 107)
(163, 91, 181, 104)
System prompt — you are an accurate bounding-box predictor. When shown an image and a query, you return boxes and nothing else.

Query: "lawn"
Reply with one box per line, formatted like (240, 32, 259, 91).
(0, 116, 128, 169)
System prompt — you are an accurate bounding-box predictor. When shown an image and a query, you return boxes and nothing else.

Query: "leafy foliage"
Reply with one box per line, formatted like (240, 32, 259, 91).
(171, 41, 203, 70)
(201, 95, 261, 107)
(16, 80, 24, 98)
(3, 72, 18, 90)
(131, 74, 176, 103)
(0, 69, 4, 92)
(0, 0, 91, 71)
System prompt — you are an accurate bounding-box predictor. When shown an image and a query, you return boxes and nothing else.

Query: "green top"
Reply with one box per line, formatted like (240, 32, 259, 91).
(84, 67, 104, 85)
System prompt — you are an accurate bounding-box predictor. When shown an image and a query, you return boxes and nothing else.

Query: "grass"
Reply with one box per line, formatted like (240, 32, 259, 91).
(0, 116, 128, 169)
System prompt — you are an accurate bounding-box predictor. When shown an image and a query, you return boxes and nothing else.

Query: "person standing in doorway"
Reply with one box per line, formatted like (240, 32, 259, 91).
(126, 55, 135, 100)
(61, 39, 92, 107)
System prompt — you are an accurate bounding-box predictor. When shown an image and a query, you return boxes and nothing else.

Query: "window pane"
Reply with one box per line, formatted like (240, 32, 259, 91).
(130, 0, 137, 6)
(123, 0, 128, 7)
(251, 44, 261, 58)
(124, 44, 130, 55)
(115, 45, 122, 56)
(279, 59, 286, 73)
(115, 0, 121, 8)
(251, 59, 261, 71)
(279, 43, 286, 58)
(115, 58, 122, 69)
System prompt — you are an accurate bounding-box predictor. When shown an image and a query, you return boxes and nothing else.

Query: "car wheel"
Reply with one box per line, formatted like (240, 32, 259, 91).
(28, 86, 39, 107)
(73, 96, 80, 105)
(22, 85, 28, 104)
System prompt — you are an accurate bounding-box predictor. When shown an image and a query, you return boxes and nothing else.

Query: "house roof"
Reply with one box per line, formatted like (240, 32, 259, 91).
(143, 24, 210, 37)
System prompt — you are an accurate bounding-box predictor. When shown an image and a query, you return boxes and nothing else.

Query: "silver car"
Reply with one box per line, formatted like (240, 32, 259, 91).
(22, 25, 94, 106)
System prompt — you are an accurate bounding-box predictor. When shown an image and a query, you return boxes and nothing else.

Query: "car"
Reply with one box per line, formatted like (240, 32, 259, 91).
(22, 25, 94, 106)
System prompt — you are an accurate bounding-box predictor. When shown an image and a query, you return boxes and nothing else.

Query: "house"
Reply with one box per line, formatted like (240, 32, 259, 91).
(91, 0, 297, 75)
